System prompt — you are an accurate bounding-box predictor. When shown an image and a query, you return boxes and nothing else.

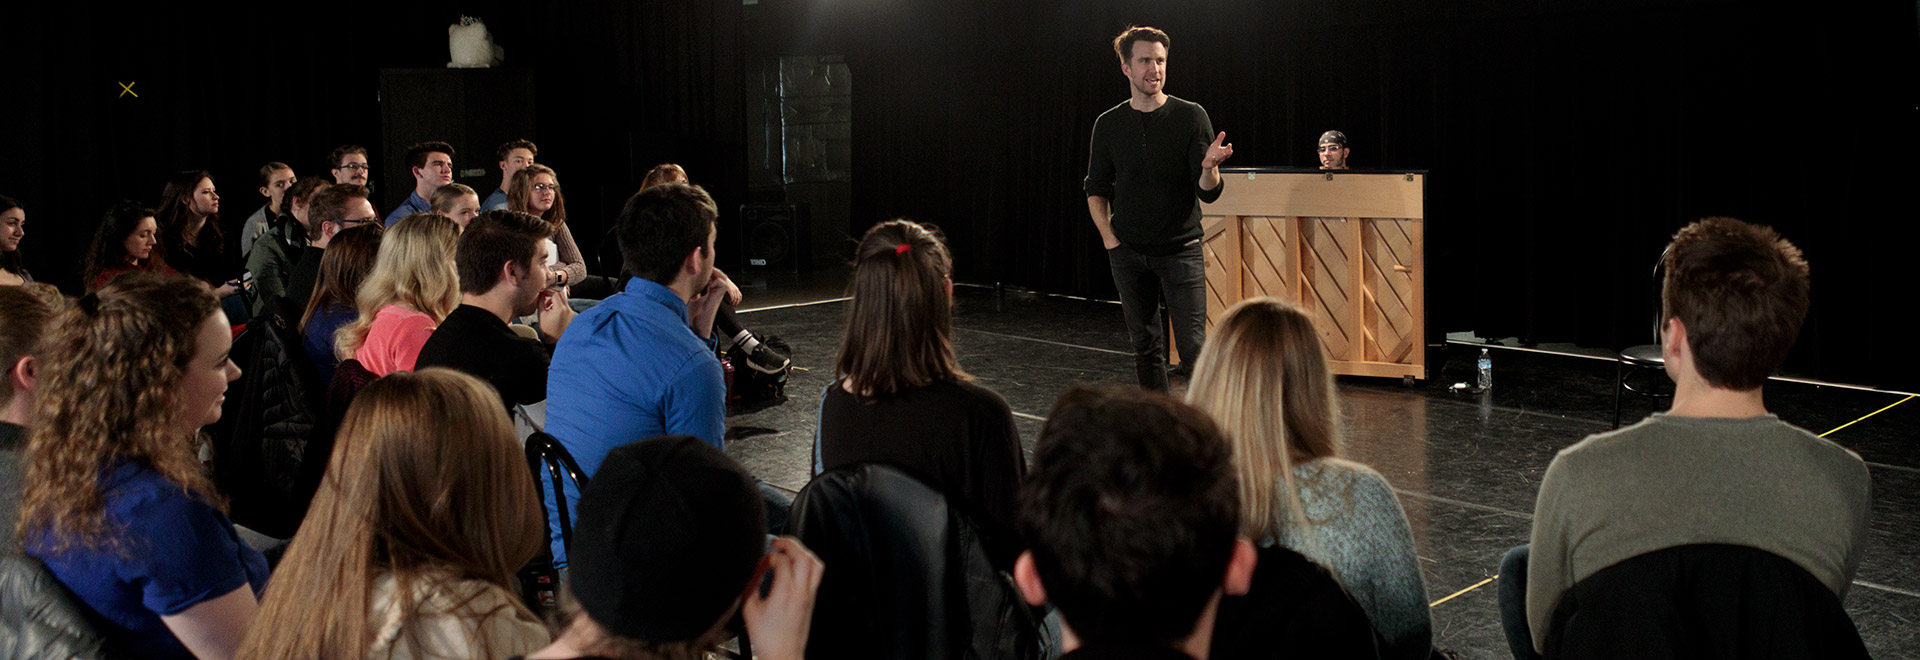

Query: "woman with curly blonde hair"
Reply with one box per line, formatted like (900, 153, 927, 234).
(19, 273, 259, 660)
(1185, 297, 1432, 660)
(334, 213, 461, 376)
(237, 368, 549, 660)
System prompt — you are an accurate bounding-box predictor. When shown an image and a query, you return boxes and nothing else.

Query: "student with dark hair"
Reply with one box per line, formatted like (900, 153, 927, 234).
(299, 224, 382, 387)
(417, 209, 575, 409)
(21, 274, 260, 660)
(246, 176, 330, 319)
(1496, 217, 1872, 659)
(814, 218, 1025, 567)
(517, 436, 824, 660)
(82, 201, 174, 292)
(240, 162, 295, 259)
(286, 183, 378, 316)
(329, 145, 371, 185)
(0, 195, 29, 286)
(156, 170, 242, 301)
(0, 283, 65, 533)
(484, 139, 537, 212)
(430, 182, 482, 229)
(544, 183, 737, 566)
(384, 141, 455, 227)
(1014, 386, 1257, 659)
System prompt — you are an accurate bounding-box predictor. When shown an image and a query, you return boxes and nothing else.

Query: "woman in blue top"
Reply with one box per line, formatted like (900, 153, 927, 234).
(18, 272, 263, 660)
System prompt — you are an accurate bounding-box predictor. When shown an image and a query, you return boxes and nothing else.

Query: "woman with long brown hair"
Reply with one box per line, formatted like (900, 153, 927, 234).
(299, 224, 383, 386)
(0, 195, 29, 286)
(813, 218, 1024, 568)
(156, 170, 241, 300)
(1185, 297, 1431, 660)
(334, 213, 461, 376)
(19, 273, 260, 660)
(237, 368, 548, 660)
(506, 163, 587, 289)
(81, 200, 175, 292)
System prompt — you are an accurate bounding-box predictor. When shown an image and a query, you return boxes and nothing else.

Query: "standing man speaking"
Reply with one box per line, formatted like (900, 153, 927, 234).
(1085, 25, 1234, 392)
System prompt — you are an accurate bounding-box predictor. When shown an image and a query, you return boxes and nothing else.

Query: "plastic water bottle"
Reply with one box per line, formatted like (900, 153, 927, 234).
(1477, 348, 1493, 392)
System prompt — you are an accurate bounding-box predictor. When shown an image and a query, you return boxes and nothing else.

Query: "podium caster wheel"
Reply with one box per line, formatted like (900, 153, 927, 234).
(1403, 376, 1417, 387)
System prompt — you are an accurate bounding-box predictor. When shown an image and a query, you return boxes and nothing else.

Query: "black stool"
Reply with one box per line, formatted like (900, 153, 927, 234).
(1612, 344, 1671, 428)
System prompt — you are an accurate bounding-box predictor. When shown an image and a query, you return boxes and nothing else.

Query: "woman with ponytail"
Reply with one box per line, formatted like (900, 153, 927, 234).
(813, 218, 1024, 568)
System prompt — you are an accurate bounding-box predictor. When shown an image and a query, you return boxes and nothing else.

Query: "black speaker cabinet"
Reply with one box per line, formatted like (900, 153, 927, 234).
(740, 203, 810, 271)
(378, 68, 536, 212)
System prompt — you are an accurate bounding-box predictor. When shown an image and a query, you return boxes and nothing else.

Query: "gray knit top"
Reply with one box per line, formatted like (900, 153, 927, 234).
(1264, 458, 1431, 660)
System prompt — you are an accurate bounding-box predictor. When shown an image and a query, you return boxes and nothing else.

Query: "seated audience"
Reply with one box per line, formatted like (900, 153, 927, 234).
(0, 283, 64, 534)
(1012, 386, 1257, 660)
(484, 139, 537, 212)
(286, 182, 377, 312)
(246, 176, 328, 319)
(384, 141, 454, 227)
(20, 273, 262, 660)
(430, 182, 482, 230)
(545, 183, 738, 566)
(814, 218, 1024, 567)
(82, 201, 174, 292)
(299, 224, 383, 387)
(334, 213, 460, 376)
(1186, 297, 1430, 660)
(507, 164, 589, 290)
(417, 210, 575, 409)
(329, 144, 371, 186)
(518, 436, 823, 660)
(155, 170, 242, 302)
(1, 195, 28, 286)
(239, 162, 295, 259)
(1497, 216, 1873, 659)
(236, 369, 550, 660)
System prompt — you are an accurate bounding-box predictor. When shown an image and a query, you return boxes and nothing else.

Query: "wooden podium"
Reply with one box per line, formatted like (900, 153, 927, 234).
(1193, 168, 1427, 381)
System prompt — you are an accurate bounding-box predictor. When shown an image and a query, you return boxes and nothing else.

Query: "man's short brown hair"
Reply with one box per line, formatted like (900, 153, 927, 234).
(497, 139, 538, 162)
(328, 144, 367, 168)
(307, 183, 373, 241)
(456, 210, 553, 295)
(1113, 26, 1170, 64)
(1661, 216, 1810, 390)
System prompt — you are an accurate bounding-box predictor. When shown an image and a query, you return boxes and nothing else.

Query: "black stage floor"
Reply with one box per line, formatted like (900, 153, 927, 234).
(722, 283, 1920, 659)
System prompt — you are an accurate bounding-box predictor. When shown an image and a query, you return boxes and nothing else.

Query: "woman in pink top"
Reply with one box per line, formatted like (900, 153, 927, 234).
(334, 213, 461, 375)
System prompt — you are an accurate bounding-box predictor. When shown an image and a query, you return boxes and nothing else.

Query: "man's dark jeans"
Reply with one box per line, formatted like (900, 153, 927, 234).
(1497, 544, 1543, 660)
(1108, 241, 1206, 392)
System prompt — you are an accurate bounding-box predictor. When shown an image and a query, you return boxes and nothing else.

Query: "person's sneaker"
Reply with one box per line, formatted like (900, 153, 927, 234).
(741, 339, 792, 375)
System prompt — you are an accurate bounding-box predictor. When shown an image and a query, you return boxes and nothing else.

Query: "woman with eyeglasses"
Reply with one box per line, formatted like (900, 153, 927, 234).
(506, 163, 586, 292)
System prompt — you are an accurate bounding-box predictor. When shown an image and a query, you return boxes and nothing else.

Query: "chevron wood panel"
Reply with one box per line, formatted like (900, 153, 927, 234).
(1198, 172, 1426, 380)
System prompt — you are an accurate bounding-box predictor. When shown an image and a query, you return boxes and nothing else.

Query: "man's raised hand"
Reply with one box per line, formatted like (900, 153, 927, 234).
(1203, 131, 1235, 169)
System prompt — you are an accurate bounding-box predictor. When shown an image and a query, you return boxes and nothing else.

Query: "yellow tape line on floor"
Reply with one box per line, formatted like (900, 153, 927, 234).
(1821, 394, 1915, 438)
(1429, 575, 1496, 608)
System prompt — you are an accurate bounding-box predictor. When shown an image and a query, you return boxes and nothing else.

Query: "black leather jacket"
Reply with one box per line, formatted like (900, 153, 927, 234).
(0, 553, 124, 660)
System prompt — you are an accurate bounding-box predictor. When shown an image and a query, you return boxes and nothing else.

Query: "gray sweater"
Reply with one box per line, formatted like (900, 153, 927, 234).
(1525, 413, 1873, 652)
(1265, 459, 1431, 660)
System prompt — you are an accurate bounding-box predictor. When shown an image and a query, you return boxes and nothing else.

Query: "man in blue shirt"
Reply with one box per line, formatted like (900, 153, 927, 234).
(544, 182, 733, 566)
(482, 139, 537, 212)
(382, 141, 454, 226)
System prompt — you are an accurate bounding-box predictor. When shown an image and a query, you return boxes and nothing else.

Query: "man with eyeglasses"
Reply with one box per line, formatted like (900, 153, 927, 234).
(329, 145, 372, 186)
(287, 183, 380, 315)
(1317, 130, 1351, 170)
(385, 141, 456, 227)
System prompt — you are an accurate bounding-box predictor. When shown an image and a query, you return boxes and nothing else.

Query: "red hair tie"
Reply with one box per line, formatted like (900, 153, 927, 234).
(895, 243, 912, 255)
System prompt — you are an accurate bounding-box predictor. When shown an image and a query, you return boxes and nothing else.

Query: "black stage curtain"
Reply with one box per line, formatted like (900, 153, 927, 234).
(1, 1, 746, 294)
(754, 0, 1918, 390)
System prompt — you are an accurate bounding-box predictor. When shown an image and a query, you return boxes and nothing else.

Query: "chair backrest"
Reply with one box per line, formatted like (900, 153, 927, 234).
(1543, 544, 1869, 660)
(0, 553, 124, 660)
(1210, 544, 1384, 659)
(792, 463, 1041, 660)
(523, 431, 590, 557)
